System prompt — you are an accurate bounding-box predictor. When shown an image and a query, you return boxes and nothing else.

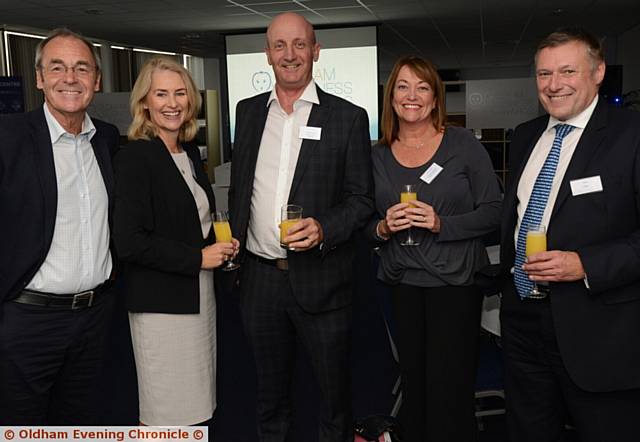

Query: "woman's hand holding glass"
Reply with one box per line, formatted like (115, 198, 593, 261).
(382, 203, 413, 235)
(405, 199, 441, 233)
(201, 241, 238, 269)
(382, 199, 440, 236)
(202, 211, 240, 270)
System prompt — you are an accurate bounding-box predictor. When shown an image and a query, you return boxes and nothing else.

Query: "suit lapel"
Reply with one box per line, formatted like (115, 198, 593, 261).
(501, 118, 547, 267)
(550, 102, 608, 220)
(288, 87, 331, 200)
(28, 108, 58, 243)
(503, 120, 547, 230)
(243, 95, 270, 194)
(89, 124, 115, 205)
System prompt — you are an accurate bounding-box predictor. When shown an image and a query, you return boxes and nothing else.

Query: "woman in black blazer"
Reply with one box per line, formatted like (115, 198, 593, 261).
(114, 57, 237, 426)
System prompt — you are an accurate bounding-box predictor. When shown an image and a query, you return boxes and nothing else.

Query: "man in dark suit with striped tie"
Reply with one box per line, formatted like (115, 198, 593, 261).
(500, 27, 640, 442)
(228, 12, 374, 442)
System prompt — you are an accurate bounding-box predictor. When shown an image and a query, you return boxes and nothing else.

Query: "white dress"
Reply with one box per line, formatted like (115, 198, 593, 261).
(129, 152, 216, 426)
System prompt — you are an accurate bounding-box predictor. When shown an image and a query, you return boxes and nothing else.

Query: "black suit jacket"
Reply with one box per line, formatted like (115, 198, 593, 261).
(113, 138, 216, 314)
(0, 107, 119, 303)
(229, 86, 374, 313)
(500, 99, 640, 392)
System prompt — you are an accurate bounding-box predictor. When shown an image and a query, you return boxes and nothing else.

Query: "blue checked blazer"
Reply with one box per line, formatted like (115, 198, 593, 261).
(229, 86, 374, 313)
(500, 99, 640, 392)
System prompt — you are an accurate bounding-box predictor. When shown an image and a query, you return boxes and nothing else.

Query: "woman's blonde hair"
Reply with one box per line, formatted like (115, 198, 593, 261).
(379, 56, 447, 146)
(128, 57, 201, 142)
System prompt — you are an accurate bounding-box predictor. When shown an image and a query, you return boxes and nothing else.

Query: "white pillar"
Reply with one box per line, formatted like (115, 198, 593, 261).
(99, 43, 114, 92)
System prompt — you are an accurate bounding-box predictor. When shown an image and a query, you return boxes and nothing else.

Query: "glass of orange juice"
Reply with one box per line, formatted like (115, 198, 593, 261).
(525, 224, 546, 298)
(400, 184, 420, 246)
(213, 211, 239, 271)
(280, 204, 303, 250)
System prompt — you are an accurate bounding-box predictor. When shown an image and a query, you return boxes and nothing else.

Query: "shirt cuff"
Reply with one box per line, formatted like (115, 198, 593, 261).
(583, 274, 591, 290)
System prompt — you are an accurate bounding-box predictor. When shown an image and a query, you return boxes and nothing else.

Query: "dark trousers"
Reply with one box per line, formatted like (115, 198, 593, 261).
(501, 282, 640, 442)
(239, 256, 353, 442)
(0, 291, 114, 425)
(391, 284, 483, 442)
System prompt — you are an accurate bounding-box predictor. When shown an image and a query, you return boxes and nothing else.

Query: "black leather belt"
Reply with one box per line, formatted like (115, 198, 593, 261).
(12, 280, 113, 310)
(246, 251, 288, 271)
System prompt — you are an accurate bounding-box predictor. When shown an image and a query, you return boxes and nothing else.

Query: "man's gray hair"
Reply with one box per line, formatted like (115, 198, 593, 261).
(34, 28, 102, 72)
(535, 26, 604, 70)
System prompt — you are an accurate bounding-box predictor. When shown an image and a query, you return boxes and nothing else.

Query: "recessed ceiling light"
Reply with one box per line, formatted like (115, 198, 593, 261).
(551, 8, 566, 16)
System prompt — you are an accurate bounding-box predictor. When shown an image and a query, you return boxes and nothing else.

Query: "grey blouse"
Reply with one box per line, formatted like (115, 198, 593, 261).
(367, 125, 502, 287)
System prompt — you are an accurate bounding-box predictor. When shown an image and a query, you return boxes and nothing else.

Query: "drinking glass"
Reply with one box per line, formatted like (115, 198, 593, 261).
(400, 184, 420, 246)
(280, 204, 303, 250)
(525, 224, 547, 298)
(213, 211, 239, 271)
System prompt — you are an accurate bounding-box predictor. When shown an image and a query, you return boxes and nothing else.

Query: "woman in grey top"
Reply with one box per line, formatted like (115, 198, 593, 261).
(368, 56, 501, 441)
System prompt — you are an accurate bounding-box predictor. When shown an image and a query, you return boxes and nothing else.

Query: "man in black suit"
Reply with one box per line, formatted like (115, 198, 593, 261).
(228, 12, 373, 442)
(0, 29, 120, 424)
(500, 27, 640, 442)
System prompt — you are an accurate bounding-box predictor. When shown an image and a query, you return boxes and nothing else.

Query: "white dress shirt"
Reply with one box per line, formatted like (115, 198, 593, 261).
(514, 95, 599, 246)
(246, 80, 319, 259)
(26, 103, 112, 294)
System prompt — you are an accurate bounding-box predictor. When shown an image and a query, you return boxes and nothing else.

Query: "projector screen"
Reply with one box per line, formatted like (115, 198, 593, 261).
(225, 26, 378, 142)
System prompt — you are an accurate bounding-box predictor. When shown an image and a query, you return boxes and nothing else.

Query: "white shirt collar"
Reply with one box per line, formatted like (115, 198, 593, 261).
(266, 79, 320, 109)
(546, 94, 599, 131)
(43, 102, 96, 144)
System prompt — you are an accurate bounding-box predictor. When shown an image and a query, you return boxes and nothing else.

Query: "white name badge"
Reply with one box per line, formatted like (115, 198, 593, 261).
(299, 126, 322, 140)
(570, 175, 603, 196)
(420, 163, 443, 184)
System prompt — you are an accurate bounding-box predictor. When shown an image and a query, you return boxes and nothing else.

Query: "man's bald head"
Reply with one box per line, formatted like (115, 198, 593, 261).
(266, 12, 316, 48)
(264, 12, 320, 98)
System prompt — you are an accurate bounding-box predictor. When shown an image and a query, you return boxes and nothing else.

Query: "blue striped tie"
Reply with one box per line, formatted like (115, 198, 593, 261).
(514, 123, 575, 298)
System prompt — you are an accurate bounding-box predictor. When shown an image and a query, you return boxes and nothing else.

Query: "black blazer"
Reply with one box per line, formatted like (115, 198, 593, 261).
(229, 86, 374, 313)
(500, 99, 640, 392)
(0, 107, 119, 303)
(114, 138, 216, 314)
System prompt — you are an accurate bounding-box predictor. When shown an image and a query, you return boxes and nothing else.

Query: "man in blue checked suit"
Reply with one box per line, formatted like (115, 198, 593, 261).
(499, 27, 640, 442)
(228, 12, 374, 442)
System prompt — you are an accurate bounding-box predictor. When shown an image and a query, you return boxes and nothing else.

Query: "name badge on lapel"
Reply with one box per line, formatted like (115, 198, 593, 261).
(570, 175, 603, 196)
(420, 163, 443, 184)
(299, 126, 322, 140)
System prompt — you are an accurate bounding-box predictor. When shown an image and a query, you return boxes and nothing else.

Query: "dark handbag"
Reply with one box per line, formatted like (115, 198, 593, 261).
(354, 415, 402, 442)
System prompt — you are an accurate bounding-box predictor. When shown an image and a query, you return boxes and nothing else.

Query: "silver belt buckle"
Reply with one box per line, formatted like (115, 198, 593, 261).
(72, 290, 94, 310)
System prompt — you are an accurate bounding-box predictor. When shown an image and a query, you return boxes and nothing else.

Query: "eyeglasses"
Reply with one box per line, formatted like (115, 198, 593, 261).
(41, 62, 96, 77)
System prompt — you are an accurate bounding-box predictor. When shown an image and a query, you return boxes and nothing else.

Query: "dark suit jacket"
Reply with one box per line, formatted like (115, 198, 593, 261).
(500, 99, 640, 392)
(229, 86, 374, 313)
(113, 138, 216, 314)
(0, 107, 119, 303)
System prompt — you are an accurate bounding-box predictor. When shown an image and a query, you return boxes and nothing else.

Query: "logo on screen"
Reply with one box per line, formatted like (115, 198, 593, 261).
(252, 71, 272, 92)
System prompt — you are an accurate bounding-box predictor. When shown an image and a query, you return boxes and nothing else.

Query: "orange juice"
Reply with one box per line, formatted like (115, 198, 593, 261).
(525, 231, 547, 257)
(280, 219, 299, 246)
(213, 221, 232, 243)
(400, 191, 417, 208)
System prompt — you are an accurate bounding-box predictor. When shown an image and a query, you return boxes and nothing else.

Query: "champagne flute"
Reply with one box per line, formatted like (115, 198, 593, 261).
(280, 204, 303, 250)
(400, 184, 420, 246)
(525, 225, 547, 298)
(213, 211, 239, 271)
